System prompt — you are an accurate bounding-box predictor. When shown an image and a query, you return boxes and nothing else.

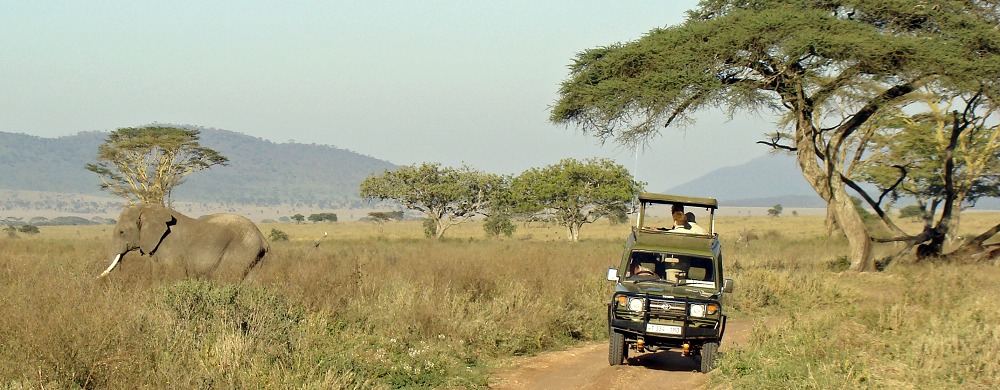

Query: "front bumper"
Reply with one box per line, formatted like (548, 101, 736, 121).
(608, 296, 726, 348)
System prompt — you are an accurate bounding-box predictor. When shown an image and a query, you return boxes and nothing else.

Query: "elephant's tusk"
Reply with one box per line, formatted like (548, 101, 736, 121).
(98, 253, 122, 278)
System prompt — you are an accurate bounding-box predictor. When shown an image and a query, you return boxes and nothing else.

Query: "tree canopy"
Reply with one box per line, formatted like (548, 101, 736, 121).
(359, 163, 504, 239)
(551, 0, 1000, 269)
(85, 126, 228, 205)
(307, 213, 338, 223)
(511, 158, 642, 242)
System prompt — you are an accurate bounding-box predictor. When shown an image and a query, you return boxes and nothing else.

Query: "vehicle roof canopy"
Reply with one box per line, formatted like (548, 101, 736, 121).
(638, 192, 718, 209)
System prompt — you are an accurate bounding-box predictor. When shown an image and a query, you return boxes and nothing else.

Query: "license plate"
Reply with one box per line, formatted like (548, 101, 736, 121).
(646, 324, 682, 335)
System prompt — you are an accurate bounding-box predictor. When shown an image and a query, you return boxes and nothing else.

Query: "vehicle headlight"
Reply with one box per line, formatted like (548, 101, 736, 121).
(690, 304, 706, 317)
(627, 297, 645, 312)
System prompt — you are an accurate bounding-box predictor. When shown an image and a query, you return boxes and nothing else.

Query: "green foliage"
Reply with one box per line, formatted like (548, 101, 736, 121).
(767, 204, 783, 217)
(360, 163, 505, 239)
(307, 212, 338, 223)
(17, 225, 40, 234)
(268, 228, 289, 241)
(368, 211, 404, 222)
(606, 207, 630, 225)
(85, 126, 228, 205)
(551, 1, 999, 145)
(483, 214, 516, 238)
(290, 214, 305, 223)
(422, 218, 436, 238)
(857, 93, 1000, 212)
(3, 225, 17, 238)
(549, 0, 1000, 270)
(851, 196, 878, 223)
(898, 205, 924, 220)
(826, 256, 851, 272)
(511, 157, 642, 242)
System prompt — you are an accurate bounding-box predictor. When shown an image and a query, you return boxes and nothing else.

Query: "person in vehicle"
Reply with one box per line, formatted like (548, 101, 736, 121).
(670, 211, 706, 234)
(626, 260, 656, 278)
(685, 212, 708, 234)
(670, 211, 691, 231)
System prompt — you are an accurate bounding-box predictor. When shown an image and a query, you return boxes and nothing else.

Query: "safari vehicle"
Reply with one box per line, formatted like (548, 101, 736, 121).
(605, 192, 734, 373)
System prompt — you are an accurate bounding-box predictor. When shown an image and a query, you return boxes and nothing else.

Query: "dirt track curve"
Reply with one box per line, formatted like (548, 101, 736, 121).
(489, 319, 753, 390)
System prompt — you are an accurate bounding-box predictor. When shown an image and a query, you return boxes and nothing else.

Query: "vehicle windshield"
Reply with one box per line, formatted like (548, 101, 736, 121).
(639, 202, 712, 235)
(624, 250, 715, 286)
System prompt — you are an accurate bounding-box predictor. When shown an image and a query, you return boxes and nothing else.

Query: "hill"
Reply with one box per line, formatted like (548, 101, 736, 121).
(0, 127, 396, 218)
(665, 153, 823, 207)
(2, 128, 995, 221)
(666, 153, 999, 210)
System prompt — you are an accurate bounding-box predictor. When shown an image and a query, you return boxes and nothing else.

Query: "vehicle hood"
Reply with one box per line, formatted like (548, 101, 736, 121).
(615, 281, 719, 300)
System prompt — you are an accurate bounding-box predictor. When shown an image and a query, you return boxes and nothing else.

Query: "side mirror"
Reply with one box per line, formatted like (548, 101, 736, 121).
(723, 278, 734, 293)
(606, 268, 619, 281)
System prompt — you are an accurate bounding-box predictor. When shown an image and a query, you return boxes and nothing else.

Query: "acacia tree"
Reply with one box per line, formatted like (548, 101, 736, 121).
(858, 90, 1000, 258)
(551, 1, 1000, 271)
(511, 158, 642, 242)
(86, 126, 228, 205)
(359, 163, 504, 239)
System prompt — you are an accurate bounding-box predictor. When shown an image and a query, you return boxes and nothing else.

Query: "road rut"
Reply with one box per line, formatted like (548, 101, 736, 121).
(489, 318, 753, 390)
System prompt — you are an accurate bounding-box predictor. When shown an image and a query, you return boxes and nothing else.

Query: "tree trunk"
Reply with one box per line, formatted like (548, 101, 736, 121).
(824, 203, 839, 237)
(793, 113, 876, 272)
(435, 218, 447, 240)
(829, 180, 875, 271)
(567, 223, 581, 242)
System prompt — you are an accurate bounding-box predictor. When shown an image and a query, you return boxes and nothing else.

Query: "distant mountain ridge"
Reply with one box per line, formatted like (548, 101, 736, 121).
(0, 127, 396, 207)
(665, 153, 823, 206)
(1, 128, 995, 220)
(666, 153, 999, 210)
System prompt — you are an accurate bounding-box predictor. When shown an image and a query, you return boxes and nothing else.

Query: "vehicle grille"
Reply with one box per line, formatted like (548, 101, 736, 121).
(648, 299, 686, 317)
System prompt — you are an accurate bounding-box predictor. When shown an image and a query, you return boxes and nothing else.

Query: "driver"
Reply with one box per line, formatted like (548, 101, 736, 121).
(627, 261, 655, 277)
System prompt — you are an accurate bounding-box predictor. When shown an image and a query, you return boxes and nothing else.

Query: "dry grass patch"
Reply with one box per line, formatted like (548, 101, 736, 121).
(2, 211, 997, 388)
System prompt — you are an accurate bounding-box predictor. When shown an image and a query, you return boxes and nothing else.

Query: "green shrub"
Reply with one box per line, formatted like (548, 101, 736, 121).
(422, 218, 436, 238)
(17, 225, 40, 234)
(268, 228, 289, 241)
(483, 214, 516, 238)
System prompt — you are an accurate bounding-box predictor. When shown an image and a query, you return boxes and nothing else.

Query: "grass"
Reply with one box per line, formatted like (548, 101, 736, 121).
(0, 212, 997, 388)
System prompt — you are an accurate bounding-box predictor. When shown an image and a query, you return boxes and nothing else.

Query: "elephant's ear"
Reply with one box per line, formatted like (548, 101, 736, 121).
(138, 206, 175, 254)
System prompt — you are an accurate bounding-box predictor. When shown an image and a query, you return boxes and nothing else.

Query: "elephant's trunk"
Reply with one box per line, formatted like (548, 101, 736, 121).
(98, 253, 123, 278)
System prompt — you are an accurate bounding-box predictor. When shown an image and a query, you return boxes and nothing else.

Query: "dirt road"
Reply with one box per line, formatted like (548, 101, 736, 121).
(489, 319, 753, 390)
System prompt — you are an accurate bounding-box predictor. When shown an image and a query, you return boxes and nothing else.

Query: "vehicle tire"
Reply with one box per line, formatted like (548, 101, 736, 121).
(700, 341, 719, 373)
(609, 330, 626, 366)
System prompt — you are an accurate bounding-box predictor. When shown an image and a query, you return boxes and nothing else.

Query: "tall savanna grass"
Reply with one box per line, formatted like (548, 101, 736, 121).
(712, 212, 1000, 389)
(1, 212, 996, 388)
(0, 221, 622, 389)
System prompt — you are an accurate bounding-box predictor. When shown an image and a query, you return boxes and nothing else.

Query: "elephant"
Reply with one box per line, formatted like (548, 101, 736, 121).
(98, 203, 269, 282)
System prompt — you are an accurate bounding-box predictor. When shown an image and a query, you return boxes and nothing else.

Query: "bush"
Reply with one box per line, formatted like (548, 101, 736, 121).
(483, 214, 516, 238)
(422, 218, 436, 238)
(268, 228, 289, 241)
(898, 205, 923, 220)
(18, 225, 40, 234)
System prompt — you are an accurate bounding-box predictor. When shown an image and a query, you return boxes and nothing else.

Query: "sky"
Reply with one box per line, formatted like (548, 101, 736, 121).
(0, 0, 775, 192)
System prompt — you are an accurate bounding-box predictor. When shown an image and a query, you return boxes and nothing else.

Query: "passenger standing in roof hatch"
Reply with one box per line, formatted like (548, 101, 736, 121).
(670, 211, 692, 231)
(685, 212, 708, 234)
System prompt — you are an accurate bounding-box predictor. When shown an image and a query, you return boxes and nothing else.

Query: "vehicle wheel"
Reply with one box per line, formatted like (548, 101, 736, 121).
(609, 330, 626, 366)
(699, 342, 719, 373)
